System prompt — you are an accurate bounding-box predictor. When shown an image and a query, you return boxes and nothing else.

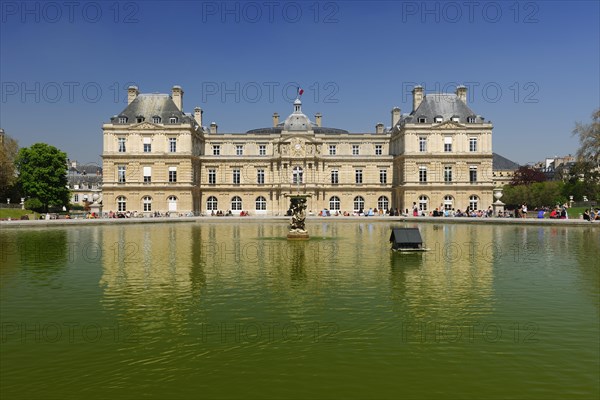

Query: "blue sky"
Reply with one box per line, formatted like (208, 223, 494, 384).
(1, 0, 599, 165)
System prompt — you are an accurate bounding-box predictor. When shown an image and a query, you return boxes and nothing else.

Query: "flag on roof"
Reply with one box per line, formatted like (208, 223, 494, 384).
(297, 87, 304, 97)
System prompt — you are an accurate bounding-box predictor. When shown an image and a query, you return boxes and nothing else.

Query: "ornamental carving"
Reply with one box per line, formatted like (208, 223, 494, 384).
(134, 122, 156, 130)
(436, 121, 463, 129)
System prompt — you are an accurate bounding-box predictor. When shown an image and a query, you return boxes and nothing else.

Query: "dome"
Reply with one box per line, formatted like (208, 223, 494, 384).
(283, 98, 312, 132)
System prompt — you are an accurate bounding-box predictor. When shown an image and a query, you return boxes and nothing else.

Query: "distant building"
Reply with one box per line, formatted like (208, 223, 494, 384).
(102, 84, 495, 215)
(67, 160, 102, 206)
(536, 155, 576, 180)
(492, 153, 520, 186)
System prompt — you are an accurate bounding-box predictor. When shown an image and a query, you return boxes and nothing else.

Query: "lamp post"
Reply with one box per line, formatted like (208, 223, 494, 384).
(569, 195, 574, 208)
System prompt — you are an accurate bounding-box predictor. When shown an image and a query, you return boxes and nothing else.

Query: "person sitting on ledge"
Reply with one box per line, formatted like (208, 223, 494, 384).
(583, 209, 590, 221)
(537, 209, 545, 219)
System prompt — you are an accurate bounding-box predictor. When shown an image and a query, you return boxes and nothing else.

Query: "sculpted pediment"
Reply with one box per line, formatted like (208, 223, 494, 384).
(131, 122, 158, 130)
(435, 121, 464, 129)
(277, 135, 319, 157)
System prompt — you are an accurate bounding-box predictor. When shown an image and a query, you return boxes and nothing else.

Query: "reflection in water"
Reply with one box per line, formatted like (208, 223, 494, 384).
(1, 221, 599, 399)
(288, 242, 307, 285)
(1, 230, 69, 283)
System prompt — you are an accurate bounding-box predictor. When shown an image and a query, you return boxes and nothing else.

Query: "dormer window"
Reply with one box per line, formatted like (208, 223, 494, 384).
(136, 116, 145, 123)
(152, 116, 161, 124)
(118, 116, 128, 124)
(434, 116, 443, 123)
(451, 116, 459, 122)
(467, 116, 476, 123)
(418, 116, 427, 123)
(170, 117, 178, 124)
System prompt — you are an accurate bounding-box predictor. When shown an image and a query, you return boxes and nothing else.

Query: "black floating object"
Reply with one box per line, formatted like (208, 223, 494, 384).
(390, 228, 423, 250)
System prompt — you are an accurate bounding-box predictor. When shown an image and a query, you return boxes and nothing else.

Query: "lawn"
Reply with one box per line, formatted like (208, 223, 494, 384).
(0, 209, 37, 220)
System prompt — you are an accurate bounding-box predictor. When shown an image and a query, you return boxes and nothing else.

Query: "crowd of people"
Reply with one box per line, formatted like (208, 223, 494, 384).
(583, 208, 600, 221)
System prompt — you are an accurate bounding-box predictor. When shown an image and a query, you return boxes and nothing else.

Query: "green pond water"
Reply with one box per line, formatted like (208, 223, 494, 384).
(1, 221, 598, 399)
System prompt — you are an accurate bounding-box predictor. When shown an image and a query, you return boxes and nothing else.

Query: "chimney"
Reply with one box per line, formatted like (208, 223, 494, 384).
(376, 123, 384, 134)
(272, 113, 279, 127)
(315, 113, 322, 127)
(172, 85, 184, 111)
(412, 86, 424, 112)
(210, 122, 218, 134)
(127, 86, 139, 104)
(456, 85, 467, 103)
(194, 107, 203, 126)
(391, 107, 401, 127)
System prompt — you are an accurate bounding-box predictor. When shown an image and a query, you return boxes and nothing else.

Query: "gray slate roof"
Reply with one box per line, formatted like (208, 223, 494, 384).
(246, 123, 349, 135)
(110, 94, 195, 125)
(493, 153, 520, 170)
(403, 94, 484, 124)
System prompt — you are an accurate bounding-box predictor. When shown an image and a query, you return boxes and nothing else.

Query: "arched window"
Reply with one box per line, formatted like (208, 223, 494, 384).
(231, 196, 242, 211)
(142, 196, 152, 212)
(117, 196, 126, 212)
(255, 196, 267, 210)
(469, 195, 479, 211)
(167, 196, 177, 212)
(292, 166, 303, 184)
(329, 196, 340, 210)
(353, 196, 364, 212)
(418, 195, 428, 211)
(207, 196, 218, 211)
(443, 195, 453, 211)
(377, 196, 389, 211)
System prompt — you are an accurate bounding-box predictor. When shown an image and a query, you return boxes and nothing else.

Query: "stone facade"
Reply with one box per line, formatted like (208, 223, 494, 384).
(102, 85, 494, 216)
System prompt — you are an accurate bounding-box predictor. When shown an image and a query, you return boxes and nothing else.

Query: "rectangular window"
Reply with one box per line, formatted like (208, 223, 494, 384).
(208, 169, 216, 184)
(143, 166, 151, 183)
(169, 138, 177, 152)
(380, 169, 387, 184)
(469, 138, 478, 152)
(444, 137, 452, 152)
(74, 194, 79, 202)
(257, 169, 265, 184)
(118, 138, 126, 153)
(352, 145, 359, 155)
(143, 137, 151, 153)
(331, 169, 339, 184)
(329, 145, 336, 155)
(419, 137, 426, 152)
(118, 166, 126, 183)
(170, 117, 177, 124)
(355, 169, 363, 184)
(444, 166, 452, 182)
(236, 145, 243, 156)
(470, 166, 478, 182)
(213, 145, 220, 156)
(169, 166, 177, 183)
(259, 145, 266, 156)
(153, 116, 161, 124)
(419, 166, 427, 182)
(118, 117, 127, 124)
(375, 145, 382, 155)
(233, 169, 240, 185)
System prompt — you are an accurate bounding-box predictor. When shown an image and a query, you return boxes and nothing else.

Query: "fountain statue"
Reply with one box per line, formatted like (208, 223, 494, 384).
(286, 194, 310, 240)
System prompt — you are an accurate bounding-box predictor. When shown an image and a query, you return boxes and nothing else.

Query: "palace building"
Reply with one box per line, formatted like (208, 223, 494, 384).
(101, 84, 494, 215)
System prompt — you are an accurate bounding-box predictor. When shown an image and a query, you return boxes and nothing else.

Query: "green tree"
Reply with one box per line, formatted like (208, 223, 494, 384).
(572, 108, 600, 167)
(0, 131, 19, 200)
(15, 143, 70, 212)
